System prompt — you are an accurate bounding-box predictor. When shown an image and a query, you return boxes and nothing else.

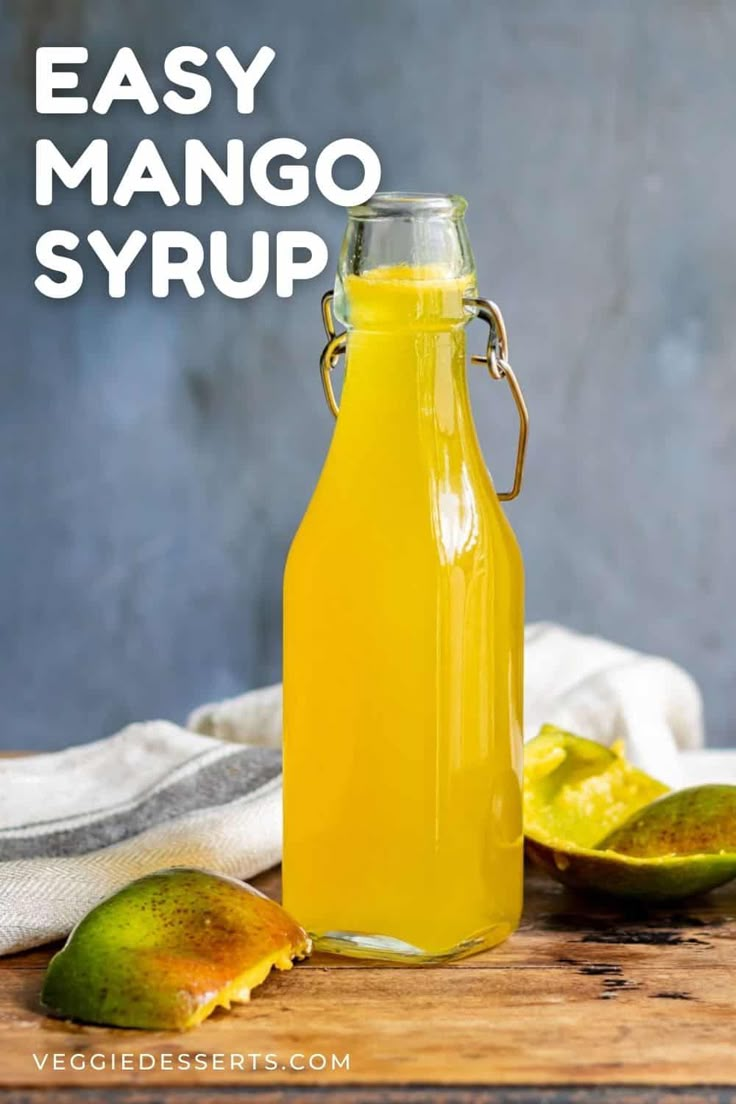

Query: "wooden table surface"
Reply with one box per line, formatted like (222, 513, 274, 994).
(1, 863, 735, 1104)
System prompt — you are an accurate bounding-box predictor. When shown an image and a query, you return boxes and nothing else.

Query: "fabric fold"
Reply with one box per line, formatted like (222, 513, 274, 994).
(0, 622, 706, 954)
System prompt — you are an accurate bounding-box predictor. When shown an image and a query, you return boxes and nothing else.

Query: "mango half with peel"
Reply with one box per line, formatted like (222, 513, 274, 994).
(41, 868, 310, 1030)
(524, 726, 736, 900)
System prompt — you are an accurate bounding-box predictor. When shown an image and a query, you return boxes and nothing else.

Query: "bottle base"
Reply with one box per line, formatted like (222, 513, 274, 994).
(312, 921, 514, 964)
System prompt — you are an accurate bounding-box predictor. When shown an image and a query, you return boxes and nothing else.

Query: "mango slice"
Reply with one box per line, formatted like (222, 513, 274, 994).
(524, 726, 736, 900)
(41, 868, 310, 1030)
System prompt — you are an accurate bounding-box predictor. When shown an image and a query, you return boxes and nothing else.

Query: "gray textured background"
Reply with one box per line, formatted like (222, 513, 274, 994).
(1, 0, 734, 750)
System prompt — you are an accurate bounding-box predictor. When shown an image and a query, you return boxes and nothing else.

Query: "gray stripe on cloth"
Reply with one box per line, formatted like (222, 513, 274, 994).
(0, 746, 281, 860)
(0, 745, 224, 836)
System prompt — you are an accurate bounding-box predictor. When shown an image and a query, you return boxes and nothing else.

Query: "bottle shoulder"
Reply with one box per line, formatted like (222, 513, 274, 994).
(287, 467, 521, 574)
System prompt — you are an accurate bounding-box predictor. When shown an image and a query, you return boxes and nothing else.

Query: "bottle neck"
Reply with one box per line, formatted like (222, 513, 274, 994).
(324, 265, 485, 479)
(330, 325, 482, 463)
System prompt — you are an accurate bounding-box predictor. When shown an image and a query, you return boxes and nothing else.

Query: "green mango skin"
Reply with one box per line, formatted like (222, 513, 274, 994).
(526, 838, 736, 901)
(41, 868, 310, 1030)
(601, 784, 736, 857)
(524, 728, 736, 901)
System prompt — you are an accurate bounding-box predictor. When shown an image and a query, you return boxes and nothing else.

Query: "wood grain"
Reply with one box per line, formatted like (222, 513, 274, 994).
(1, 865, 735, 1102)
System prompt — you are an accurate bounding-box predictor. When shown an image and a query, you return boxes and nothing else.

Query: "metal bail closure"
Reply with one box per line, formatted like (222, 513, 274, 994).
(320, 291, 345, 418)
(319, 290, 528, 501)
(464, 296, 529, 501)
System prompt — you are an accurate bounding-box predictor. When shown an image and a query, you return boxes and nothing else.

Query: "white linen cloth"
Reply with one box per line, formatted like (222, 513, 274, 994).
(522, 623, 703, 786)
(0, 623, 710, 954)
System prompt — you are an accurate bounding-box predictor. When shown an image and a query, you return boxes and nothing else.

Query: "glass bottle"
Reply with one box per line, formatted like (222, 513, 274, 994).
(283, 193, 528, 962)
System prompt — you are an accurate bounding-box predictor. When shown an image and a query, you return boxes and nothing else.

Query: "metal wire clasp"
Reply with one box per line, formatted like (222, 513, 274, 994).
(320, 291, 345, 418)
(464, 297, 529, 501)
(318, 289, 528, 502)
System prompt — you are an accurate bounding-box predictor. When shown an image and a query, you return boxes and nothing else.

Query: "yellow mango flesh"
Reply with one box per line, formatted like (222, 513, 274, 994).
(524, 726, 736, 900)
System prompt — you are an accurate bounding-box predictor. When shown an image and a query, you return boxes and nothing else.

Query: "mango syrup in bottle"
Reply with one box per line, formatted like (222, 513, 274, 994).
(283, 194, 528, 962)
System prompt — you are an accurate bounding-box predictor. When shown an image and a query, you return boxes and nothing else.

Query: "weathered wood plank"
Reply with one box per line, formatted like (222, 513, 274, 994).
(3, 1091, 736, 1104)
(0, 868, 734, 1096)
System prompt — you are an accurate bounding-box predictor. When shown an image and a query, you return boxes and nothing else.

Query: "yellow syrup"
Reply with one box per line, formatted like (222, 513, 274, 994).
(283, 261, 524, 961)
